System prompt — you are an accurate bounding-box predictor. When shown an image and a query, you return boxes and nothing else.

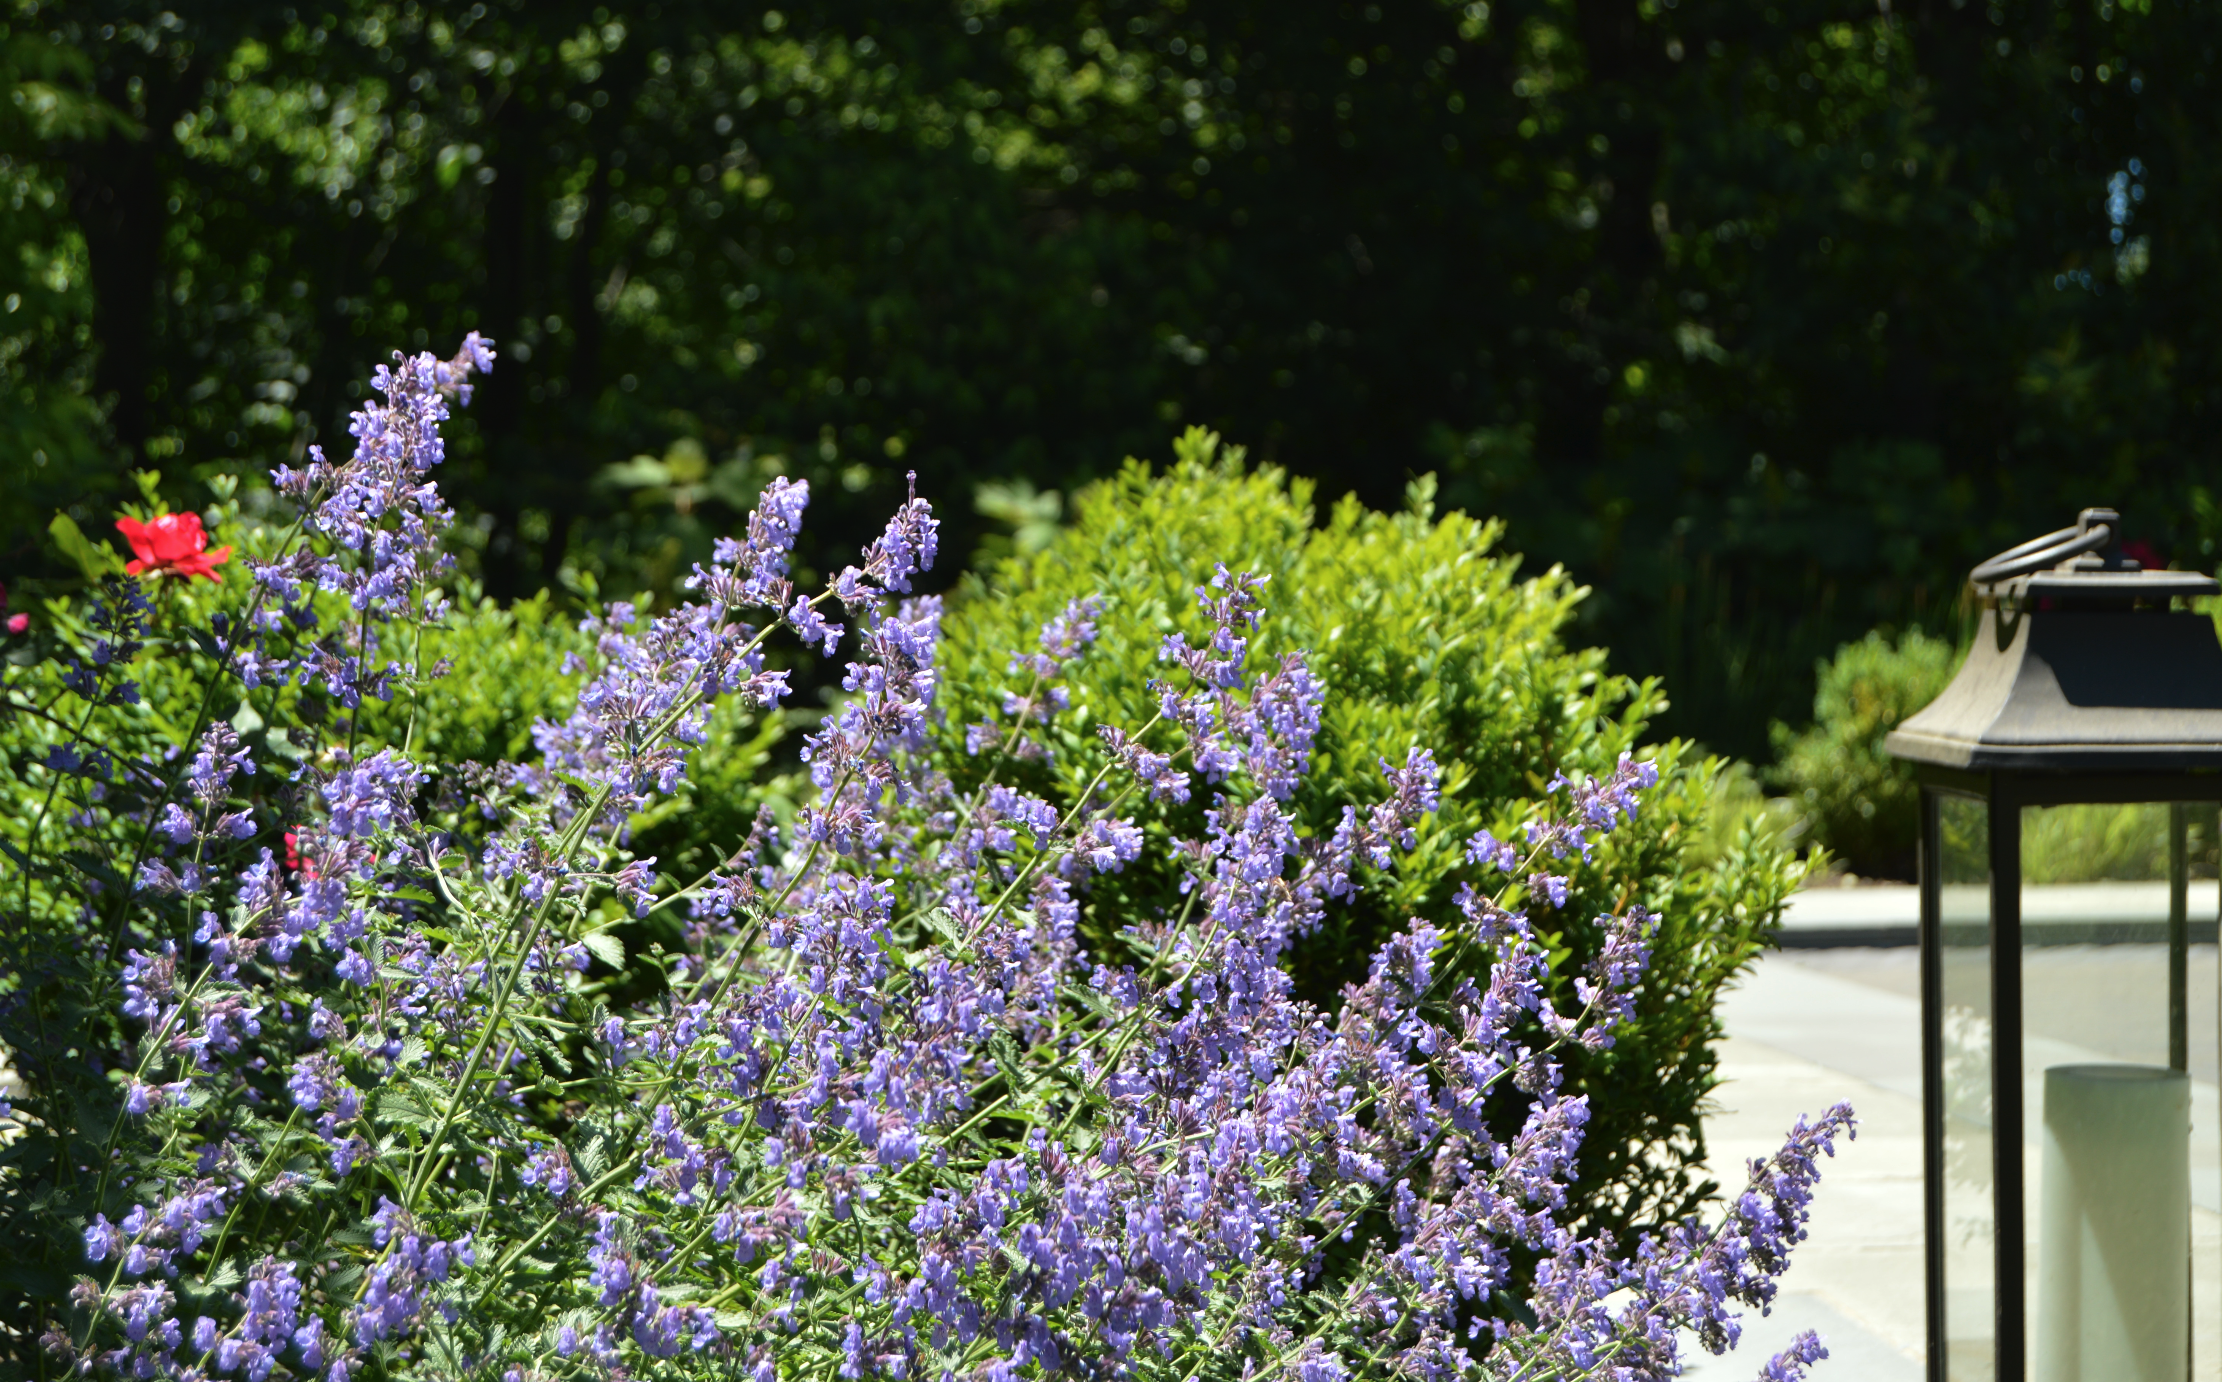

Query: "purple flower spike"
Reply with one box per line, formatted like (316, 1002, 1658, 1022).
(856, 471, 940, 596)
(61, 362, 1847, 1382)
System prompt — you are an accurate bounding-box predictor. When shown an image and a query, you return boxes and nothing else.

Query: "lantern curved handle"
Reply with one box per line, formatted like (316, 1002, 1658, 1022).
(1970, 521, 2112, 586)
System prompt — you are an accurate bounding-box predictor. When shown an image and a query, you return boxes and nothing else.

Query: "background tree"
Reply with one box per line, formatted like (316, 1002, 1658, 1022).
(2, 0, 2213, 756)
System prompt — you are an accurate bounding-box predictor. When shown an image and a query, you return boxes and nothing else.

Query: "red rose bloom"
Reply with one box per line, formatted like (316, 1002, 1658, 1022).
(116, 512, 232, 582)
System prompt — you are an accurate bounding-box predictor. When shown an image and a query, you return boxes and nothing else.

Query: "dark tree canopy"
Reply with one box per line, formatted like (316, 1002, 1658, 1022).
(2, 0, 2214, 755)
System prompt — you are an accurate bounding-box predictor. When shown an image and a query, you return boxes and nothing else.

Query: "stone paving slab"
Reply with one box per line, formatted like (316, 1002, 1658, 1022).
(1679, 1289, 1922, 1381)
(1684, 1018, 1925, 1377)
(1708, 948, 2222, 1376)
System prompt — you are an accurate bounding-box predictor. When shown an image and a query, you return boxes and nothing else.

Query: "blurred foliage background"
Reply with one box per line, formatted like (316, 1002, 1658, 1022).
(1765, 626, 1956, 878)
(5, 0, 2222, 762)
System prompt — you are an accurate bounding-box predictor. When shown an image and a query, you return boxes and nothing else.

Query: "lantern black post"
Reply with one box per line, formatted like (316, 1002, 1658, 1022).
(1890, 507, 2222, 1381)
(1919, 784, 1947, 1376)
(2172, 802, 2190, 1074)
(1988, 779, 2025, 1382)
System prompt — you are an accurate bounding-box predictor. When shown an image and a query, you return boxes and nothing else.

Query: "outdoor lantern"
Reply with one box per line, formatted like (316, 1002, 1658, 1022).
(1886, 508, 2222, 1382)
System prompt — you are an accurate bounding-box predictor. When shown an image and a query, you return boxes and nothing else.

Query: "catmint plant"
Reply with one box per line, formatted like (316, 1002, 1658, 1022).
(2, 337, 1852, 1382)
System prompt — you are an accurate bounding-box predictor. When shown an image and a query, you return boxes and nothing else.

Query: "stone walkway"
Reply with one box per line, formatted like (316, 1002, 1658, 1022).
(1680, 952, 1926, 1379)
(1692, 942, 2222, 1378)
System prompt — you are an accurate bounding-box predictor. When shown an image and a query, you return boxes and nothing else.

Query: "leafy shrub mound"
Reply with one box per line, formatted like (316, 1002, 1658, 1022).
(0, 353, 1849, 1382)
(934, 431, 1809, 1245)
(1767, 629, 1958, 879)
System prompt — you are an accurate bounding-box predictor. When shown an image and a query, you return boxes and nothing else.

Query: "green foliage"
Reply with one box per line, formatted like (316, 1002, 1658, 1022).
(935, 431, 1810, 1243)
(625, 693, 796, 919)
(0, 485, 794, 1351)
(2020, 801, 2222, 887)
(1, 417, 1854, 1382)
(1689, 760, 1809, 869)
(349, 587, 585, 764)
(8, 0, 2218, 753)
(14, 493, 601, 800)
(0, 28, 119, 569)
(0, 478, 782, 994)
(970, 479, 1065, 570)
(1768, 628, 1960, 879)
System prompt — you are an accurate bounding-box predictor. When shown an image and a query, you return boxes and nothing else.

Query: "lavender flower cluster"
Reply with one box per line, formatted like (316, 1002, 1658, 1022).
(41, 338, 1853, 1382)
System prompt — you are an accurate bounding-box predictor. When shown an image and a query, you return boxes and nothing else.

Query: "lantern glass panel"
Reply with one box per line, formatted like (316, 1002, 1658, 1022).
(1938, 792, 1995, 1380)
(2014, 801, 2220, 1380)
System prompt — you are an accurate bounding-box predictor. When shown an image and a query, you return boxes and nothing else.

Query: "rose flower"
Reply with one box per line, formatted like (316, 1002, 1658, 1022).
(116, 512, 233, 582)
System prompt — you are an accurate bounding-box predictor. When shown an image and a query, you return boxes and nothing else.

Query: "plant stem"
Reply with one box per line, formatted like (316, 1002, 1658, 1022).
(201, 1103, 307, 1273)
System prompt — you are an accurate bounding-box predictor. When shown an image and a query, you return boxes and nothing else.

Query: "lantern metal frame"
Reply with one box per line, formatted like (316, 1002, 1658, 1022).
(1911, 766, 2215, 1381)
(1886, 507, 2222, 1381)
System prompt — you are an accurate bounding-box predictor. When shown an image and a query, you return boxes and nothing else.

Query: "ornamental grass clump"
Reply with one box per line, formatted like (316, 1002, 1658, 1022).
(2, 339, 1849, 1381)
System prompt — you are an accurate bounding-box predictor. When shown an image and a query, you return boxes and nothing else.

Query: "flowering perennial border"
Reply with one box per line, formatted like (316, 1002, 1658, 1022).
(13, 338, 1851, 1382)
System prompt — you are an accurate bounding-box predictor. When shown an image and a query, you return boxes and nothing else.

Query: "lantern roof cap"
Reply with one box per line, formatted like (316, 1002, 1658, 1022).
(1885, 509, 2222, 772)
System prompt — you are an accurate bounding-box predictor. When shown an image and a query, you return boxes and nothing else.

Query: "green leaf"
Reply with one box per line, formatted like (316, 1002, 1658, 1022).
(60, 848, 126, 892)
(202, 1258, 245, 1290)
(914, 907, 963, 944)
(577, 1133, 609, 1179)
(435, 143, 469, 189)
(535, 1035, 575, 1078)
(599, 455, 673, 489)
(581, 931, 625, 968)
(376, 1090, 430, 1126)
(987, 1032, 1035, 1103)
(48, 512, 120, 579)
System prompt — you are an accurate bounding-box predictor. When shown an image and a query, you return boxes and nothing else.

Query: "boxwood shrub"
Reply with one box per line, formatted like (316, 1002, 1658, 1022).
(931, 429, 1809, 1243)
